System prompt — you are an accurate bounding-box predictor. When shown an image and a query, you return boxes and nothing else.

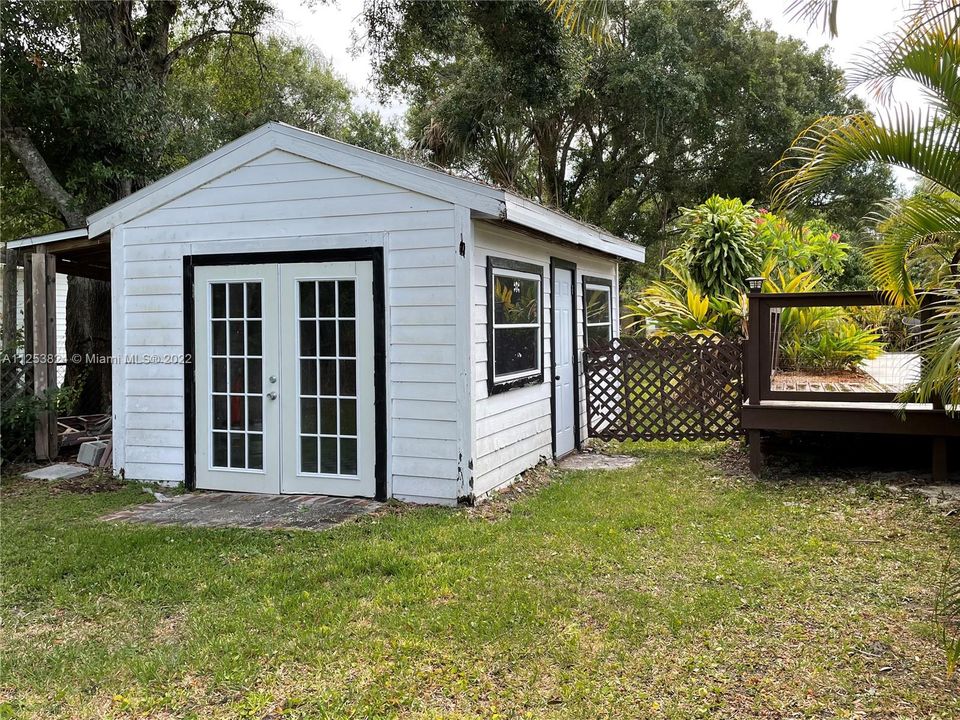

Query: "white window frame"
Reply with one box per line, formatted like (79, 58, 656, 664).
(584, 281, 613, 346)
(488, 260, 543, 391)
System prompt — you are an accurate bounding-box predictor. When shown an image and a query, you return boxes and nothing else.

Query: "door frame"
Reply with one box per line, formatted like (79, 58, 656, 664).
(183, 247, 387, 499)
(549, 257, 580, 458)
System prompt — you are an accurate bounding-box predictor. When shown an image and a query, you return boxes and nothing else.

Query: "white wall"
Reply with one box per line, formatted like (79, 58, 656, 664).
(471, 221, 619, 499)
(114, 148, 463, 504)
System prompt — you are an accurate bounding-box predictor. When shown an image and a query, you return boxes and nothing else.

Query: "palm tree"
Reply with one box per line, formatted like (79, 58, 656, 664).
(774, 0, 960, 676)
(540, 0, 612, 43)
(773, 1, 960, 393)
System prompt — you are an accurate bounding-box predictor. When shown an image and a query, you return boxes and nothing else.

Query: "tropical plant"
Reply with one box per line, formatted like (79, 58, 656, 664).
(755, 211, 850, 281)
(775, 0, 960, 676)
(774, 3, 960, 307)
(541, 0, 611, 43)
(773, 2, 960, 401)
(761, 263, 883, 372)
(937, 543, 960, 677)
(623, 260, 745, 337)
(676, 195, 762, 297)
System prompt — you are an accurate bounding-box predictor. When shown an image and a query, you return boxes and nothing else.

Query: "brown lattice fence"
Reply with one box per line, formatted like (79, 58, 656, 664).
(583, 334, 744, 442)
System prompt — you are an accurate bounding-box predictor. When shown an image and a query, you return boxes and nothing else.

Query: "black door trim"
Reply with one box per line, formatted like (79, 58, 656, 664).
(549, 257, 580, 458)
(182, 247, 387, 500)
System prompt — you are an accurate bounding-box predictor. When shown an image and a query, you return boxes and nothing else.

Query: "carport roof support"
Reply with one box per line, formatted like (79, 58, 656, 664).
(5, 228, 110, 282)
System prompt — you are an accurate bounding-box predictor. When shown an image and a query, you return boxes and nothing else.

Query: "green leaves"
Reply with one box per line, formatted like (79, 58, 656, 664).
(677, 195, 762, 297)
(540, 0, 613, 45)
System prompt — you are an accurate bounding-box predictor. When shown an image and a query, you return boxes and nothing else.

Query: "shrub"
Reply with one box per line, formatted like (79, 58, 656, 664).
(1, 334, 82, 466)
(764, 266, 883, 372)
(623, 261, 744, 337)
(677, 195, 762, 296)
(754, 211, 850, 281)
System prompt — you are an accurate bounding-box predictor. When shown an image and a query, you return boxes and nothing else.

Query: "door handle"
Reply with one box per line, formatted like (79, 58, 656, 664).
(555, 375, 561, 381)
(266, 391, 278, 400)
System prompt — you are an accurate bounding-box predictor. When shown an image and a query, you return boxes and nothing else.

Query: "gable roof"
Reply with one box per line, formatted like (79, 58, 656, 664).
(18, 123, 645, 262)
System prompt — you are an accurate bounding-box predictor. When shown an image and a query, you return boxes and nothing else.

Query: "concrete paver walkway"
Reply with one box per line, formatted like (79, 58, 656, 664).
(101, 492, 381, 530)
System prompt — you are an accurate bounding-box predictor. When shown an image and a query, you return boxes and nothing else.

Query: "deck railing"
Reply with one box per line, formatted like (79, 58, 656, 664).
(743, 289, 933, 407)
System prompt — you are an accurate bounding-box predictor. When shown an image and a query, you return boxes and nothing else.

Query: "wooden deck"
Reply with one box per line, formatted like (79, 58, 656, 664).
(743, 290, 959, 481)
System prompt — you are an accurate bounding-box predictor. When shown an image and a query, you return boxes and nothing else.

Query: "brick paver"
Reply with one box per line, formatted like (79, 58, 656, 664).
(100, 492, 381, 530)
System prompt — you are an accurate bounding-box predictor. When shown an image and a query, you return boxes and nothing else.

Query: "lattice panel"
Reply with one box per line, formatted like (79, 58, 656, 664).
(584, 335, 743, 442)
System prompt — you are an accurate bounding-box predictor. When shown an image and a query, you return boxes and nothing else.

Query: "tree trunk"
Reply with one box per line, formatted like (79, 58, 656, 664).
(65, 276, 112, 412)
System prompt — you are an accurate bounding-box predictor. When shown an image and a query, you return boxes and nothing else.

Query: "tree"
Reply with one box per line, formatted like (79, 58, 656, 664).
(360, 0, 894, 275)
(165, 33, 401, 163)
(2, 0, 275, 411)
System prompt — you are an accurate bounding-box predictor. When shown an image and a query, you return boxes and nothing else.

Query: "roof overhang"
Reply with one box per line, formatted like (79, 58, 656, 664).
(11, 122, 645, 264)
(5, 228, 110, 280)
(6, 227, 88, 250)
(500, 193, 645, 263)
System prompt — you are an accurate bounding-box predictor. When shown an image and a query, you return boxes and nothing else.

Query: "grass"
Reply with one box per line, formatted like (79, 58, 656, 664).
(2, 441, 958, 719)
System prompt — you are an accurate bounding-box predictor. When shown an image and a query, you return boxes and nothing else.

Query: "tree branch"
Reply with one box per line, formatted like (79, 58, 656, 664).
(162, 28, 257, 76)
(1, 112, 84, 228)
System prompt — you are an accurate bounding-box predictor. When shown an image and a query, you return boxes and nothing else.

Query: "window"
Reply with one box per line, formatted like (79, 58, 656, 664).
(583, 277, 613, 347)
(487, 257, 543, 392)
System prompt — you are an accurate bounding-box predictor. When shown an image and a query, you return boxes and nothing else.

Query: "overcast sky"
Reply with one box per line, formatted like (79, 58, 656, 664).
(270, 0, 920, 184)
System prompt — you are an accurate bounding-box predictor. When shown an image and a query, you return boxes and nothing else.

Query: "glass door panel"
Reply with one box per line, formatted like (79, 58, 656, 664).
(194, 264, 280, 493)
(280, 262, 375, 496)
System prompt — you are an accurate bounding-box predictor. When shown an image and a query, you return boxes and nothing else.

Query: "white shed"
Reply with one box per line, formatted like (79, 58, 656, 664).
(11, 123, 644, 504)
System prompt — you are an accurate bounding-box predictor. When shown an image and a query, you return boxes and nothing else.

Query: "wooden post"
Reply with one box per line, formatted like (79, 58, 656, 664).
(748, 430, 762, 475)
(746, 293, 761, 406)
(1, 246, 18, 350)
(933, 436, 948, 483)
(45, 253, 58, 459)
(30, 252, 57, 461)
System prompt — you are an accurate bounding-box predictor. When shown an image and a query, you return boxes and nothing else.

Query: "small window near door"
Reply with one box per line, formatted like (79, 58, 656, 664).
(583, 277, 613, 347)
(487, 257, 543, 393)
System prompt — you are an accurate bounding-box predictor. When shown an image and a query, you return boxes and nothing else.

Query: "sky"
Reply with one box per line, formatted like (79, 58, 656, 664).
(270, 0, 921, 183)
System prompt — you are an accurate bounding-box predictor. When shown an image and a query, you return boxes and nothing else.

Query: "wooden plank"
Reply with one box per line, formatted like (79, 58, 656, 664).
(99, 441, 113, 468)
(31, 253, 50, 460)
(45, 253, 58, 459)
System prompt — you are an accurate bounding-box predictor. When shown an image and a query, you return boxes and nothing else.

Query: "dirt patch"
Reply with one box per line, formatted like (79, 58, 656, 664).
(52, 469, 126, 494)
(559, 452, 640, 471)
(715, 440, 960, 514)
(466, 462, 557, 521)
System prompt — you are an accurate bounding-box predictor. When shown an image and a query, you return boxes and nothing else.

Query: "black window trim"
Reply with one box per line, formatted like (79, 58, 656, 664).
(582, 275, 614, 347)
(486, 256, 545, 394)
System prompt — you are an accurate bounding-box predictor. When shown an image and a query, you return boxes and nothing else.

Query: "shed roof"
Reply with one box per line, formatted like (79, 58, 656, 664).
(11, 122, 644, 263)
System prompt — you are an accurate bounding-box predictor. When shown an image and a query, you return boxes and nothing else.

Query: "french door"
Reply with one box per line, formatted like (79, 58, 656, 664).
(194, 261, 376, 496)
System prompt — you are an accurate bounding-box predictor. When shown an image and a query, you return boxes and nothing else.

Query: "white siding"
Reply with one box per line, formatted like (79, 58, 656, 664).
(471, 222, 619, 499)
(116, 148, 462, 504)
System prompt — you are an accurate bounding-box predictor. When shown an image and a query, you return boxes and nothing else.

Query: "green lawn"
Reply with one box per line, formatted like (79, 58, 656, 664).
(2, 442, 958, 719)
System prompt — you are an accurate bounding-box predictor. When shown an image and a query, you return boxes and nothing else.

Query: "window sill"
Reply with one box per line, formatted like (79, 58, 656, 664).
(488, 371, 543, 395)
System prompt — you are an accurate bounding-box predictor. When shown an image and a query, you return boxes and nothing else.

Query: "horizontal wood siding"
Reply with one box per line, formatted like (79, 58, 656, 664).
(117, 148, 461, 502)
(472, 221, 619, 498)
